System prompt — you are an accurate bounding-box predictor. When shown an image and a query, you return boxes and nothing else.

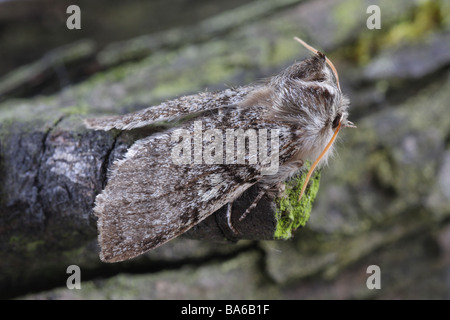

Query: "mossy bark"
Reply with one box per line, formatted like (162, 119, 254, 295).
(2, 0, 450, 300)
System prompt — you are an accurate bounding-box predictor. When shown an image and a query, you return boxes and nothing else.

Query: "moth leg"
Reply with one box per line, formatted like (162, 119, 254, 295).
(277, 182, 287, 198)
(239, 159, 304, 222)
(226, 202, 239, 234)
(238, 185, 271, 222)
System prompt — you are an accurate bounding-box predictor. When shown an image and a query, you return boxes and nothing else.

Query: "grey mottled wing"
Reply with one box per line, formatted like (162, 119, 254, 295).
(85, 86, 256, 131)
(95, 125, 261, 262)
(92, 91, 303, 262)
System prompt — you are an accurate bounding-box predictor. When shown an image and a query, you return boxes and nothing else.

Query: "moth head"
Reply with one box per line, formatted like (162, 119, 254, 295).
(269, 59, 350, 164)
(283, 37, 355, 201)
(293, 37, 355, 129)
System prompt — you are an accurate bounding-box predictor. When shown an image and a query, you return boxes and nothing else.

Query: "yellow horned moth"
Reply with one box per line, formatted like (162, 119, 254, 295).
(85, 38, 355, 263)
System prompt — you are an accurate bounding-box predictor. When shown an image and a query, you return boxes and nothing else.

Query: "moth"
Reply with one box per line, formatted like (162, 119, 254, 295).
(85, 37, 355, 263)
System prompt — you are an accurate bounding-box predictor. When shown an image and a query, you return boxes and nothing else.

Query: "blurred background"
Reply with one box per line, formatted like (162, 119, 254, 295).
(0, 0, 449, 299)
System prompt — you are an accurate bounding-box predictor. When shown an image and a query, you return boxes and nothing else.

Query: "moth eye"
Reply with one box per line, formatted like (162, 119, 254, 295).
(332, 113, 342, 129)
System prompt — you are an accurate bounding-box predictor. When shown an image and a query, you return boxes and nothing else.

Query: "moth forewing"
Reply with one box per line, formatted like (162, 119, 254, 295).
(84, 86, 256, 131)
(93, 106, 299, 262)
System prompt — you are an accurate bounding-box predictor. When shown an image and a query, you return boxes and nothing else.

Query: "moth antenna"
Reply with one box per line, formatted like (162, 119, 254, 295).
(293, 36, 341, 90)
(298, 119, 342, 202)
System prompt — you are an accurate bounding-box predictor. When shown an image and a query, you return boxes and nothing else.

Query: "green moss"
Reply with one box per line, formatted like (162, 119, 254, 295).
(8, 235, 22, 245)
(264, 38, 302, 68)
(383, 0, 443, 44)
(26, 240, 45, 253)
(333, 0, 448, 66)
(274, 167, 321, 240)
(8, 235, 44, 254)
(149, 45, 238, 99)
(333, 0, 366, 43)
(151, 74, 200, 99)
(60, 103, 90, 116)
(62, 246, 85, 259)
